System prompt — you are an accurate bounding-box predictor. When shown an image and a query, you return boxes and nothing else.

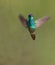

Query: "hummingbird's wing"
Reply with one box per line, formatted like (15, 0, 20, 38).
(19, 14, 28, 28)
(35, 16, 50, 28)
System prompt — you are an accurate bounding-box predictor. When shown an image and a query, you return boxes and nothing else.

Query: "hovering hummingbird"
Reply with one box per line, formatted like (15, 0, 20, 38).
(19, 14, 50, 40)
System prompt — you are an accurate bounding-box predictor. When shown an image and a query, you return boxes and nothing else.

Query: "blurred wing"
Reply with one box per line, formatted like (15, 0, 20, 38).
(35, 16, 50, 28)
(19, 15, 28, 28)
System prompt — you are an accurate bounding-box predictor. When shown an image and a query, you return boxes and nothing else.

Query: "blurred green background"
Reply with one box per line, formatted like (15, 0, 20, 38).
(0, 0, 55, 65)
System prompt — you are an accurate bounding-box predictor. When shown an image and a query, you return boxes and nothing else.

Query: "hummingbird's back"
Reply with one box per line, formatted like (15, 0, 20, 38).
(28, 14, 35, 29)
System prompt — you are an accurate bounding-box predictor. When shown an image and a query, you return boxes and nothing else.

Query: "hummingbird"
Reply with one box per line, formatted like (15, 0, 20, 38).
(19, 14, 50, 40)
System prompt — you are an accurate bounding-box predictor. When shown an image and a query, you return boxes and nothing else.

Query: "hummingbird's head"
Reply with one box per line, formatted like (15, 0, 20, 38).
(28, 14, 32, 17)
(28, 14, 33, 20)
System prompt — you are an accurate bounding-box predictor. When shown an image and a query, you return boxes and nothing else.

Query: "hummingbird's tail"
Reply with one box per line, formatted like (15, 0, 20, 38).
(31, 33, 35, 40)
(28, 28, 36, 40)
